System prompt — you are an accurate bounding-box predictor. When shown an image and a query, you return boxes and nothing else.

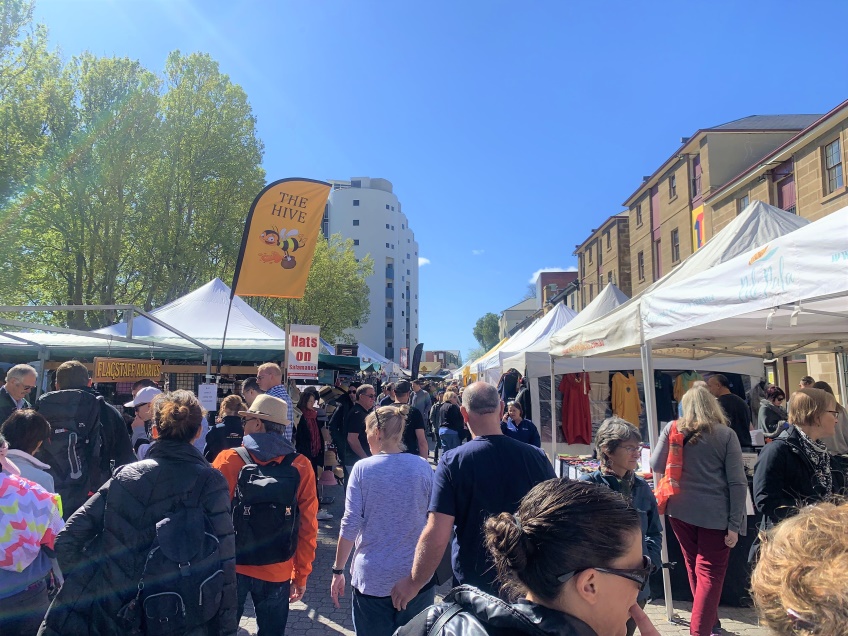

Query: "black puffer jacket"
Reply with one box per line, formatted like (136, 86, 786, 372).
(395, 586, 598, 636)
(39, 440, 237, 636)
(753, 425, 847, 530)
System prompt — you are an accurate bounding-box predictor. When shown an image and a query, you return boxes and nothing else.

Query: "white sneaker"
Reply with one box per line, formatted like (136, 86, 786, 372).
(317, 509, 333, 520)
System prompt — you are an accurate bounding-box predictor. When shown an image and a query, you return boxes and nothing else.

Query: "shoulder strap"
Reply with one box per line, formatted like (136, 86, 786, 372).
(427, 603, 463, 636)
(235, 446, 253, 466)
(280, 452, 298, 469)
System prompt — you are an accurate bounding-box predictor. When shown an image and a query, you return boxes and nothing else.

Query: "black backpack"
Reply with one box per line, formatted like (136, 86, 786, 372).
(232, 446, 301, 566)
(118, 504, 224, 636)
(36, 389, 104, 518)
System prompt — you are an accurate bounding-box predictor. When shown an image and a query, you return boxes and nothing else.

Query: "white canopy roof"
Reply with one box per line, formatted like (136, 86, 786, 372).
(507, 283, 763, 377)
(643, 205, 848, 358)
(550, 201, 810, 359)
(96, 278, 285, 345)
(477, 303, 577, 382)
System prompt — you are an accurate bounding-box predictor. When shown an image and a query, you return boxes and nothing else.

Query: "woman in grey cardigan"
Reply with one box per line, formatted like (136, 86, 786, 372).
(650, 385, 747, 636)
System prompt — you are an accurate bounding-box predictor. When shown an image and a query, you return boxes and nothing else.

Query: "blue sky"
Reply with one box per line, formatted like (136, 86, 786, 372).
(33, 0, 848, 359)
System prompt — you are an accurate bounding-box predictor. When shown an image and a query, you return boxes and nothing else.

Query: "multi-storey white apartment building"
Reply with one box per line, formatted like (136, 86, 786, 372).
(323, 177, 419, 363)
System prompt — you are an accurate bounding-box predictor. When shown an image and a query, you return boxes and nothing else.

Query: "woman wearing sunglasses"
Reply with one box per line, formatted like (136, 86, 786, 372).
(580, 417, 661, 635)
(758, 385, 787, 438)
(396, 479, 660, 636)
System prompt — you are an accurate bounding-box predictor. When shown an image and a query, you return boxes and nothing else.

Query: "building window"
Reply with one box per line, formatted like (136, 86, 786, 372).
(353, 219, 359, 226)
(407, 253, 410, 259)
(824, 138, 844, 194)
(391, 206, 395, 211)
(671, 228, 680, 263)
(391, 225, 394, 230)
(353, 239, 359, 246)
(635, 204, 643, 226)
(607, 271, 613, 283)
(351, 180, 361, 188)
(637, 251, 645, 280)
(668, 174, 677, 199)
(605, 231, 611, 251)
(386, 224, 390, 229)
(386, 243, 390, 248)
(401, 223, 404, 229)
(588, 247, 593, 264)
(736, 194, 749, 215)
(691, 154, 702, 198)
(589, 284, 593, 300)
(353, 199, 360, 206)
(386, 204, 390, 210)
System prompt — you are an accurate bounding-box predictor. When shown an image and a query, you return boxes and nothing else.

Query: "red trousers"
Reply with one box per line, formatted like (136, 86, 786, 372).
(669, 517, 730, 636)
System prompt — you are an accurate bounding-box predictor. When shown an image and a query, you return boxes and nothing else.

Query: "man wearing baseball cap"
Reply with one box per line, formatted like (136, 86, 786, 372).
(212, 394, 318, 634)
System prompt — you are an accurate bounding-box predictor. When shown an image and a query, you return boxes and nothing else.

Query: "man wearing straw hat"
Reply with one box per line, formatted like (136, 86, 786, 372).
(213, 394, 318, 634)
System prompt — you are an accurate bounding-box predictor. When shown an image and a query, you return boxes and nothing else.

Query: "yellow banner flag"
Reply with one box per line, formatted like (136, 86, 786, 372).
(233, 178, 332, 298)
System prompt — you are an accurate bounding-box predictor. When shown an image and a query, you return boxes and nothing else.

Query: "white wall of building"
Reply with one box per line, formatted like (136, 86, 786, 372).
(325, 177, 419, 363)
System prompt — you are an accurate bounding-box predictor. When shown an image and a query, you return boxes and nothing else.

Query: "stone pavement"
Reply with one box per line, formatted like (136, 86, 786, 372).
(238, 442, 770, 635)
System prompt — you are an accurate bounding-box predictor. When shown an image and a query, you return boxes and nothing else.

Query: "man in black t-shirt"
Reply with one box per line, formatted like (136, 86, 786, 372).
(708, 374, 752, 448)
(344, 384, 376, 466)
(392, 380, 428, 460)
(390, 382, 555, 607)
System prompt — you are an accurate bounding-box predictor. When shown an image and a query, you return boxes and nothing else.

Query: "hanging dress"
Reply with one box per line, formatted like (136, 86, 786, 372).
(611, 372, 642, 426)
(559, 373, 592, 445)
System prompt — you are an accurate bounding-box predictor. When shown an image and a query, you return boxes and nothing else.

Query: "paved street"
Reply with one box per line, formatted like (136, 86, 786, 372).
(239, 444, 770, 635)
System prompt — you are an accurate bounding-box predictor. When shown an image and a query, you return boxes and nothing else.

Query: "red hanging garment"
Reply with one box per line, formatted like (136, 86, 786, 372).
(559, 373, 592, 444)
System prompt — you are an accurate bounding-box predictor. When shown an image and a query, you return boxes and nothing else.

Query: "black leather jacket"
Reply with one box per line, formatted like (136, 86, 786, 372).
(395, 586, 598, 636)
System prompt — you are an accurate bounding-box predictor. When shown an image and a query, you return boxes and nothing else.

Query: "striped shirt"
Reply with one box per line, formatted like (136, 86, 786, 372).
(266, 384, 294, 443)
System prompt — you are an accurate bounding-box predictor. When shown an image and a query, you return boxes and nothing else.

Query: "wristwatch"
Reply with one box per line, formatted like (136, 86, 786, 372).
(332, 567, 344, 575)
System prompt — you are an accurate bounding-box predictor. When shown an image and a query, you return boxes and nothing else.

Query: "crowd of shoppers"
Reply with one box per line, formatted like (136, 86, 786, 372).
(3, 356, 848, 636)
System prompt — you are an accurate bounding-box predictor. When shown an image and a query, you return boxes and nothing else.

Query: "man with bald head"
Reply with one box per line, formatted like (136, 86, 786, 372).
(391, 382, 555, 607)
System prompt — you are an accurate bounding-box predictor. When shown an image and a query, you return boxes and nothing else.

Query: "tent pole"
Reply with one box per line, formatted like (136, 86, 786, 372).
(837, 351, 848, 407)
(36, 347, 48, 400)
(217, 295, 235, 376)
(549, 355, 557, 473)
(642, 341, 674, 623)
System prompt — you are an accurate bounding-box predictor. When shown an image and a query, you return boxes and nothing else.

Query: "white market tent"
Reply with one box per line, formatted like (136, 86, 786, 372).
(353, 341, 399, 375)
(550, 202, 846, 622)
(643, 205, 848, 400)
(476, 303, 577, 383)
(550, 201, 810, 359)
(96, 278, 286, 351)
(550, 201, 809, 620)
(502, 283, 630, 378)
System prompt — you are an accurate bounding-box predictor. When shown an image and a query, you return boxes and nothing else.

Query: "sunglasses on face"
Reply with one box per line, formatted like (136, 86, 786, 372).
(557, 554, 652, 591)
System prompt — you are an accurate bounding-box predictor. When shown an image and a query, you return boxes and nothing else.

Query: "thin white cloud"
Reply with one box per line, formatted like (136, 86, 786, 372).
(418, 257, 431, 266)
(471, 249, 485, 256)
(528, 266, 577, 284)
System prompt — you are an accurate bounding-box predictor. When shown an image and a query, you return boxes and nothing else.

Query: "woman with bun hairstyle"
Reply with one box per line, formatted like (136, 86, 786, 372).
(331, 404, 434, 636)
(40, 390, 237, 636)
(396, 479, 660, 636)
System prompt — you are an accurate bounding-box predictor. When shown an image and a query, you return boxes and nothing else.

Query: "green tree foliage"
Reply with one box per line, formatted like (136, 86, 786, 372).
(0, 0, 53, 205)
(473, 312, 500, 350)
(247, 233, 373, 343)
(0, 8, 371, 342)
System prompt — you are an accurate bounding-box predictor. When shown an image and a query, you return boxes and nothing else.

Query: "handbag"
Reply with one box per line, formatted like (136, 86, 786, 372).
(654, 421, 685, 514)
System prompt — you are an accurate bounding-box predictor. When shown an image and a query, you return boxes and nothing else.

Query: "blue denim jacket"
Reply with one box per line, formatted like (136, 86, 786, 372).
(580, 470, 663, 601)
